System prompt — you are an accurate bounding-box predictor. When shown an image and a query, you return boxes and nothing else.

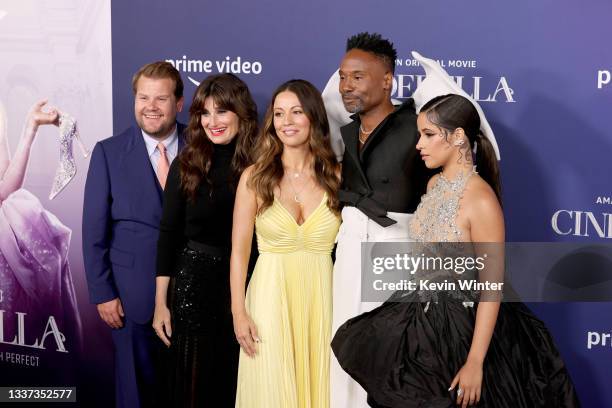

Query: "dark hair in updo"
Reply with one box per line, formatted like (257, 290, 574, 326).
(421, 94, 501, 203)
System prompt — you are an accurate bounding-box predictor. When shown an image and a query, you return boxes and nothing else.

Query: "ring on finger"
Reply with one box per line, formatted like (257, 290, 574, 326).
(457, 388, 463, 396)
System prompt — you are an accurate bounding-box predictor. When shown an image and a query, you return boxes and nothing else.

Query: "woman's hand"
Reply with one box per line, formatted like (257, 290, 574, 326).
(230, 167, 259, 357)
(233, 311, 260, 358)
(152, 304, 172, 347)
(25, 99, 59, 132)
(449, 358, 483, 407)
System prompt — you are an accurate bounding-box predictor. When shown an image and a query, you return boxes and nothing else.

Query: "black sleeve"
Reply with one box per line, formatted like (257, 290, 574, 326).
(156, 159, 187, 277)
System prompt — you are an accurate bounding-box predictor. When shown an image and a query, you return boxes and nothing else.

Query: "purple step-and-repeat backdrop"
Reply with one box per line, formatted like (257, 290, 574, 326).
(1, 0, 611, 406)
(110, 2, 612, 406)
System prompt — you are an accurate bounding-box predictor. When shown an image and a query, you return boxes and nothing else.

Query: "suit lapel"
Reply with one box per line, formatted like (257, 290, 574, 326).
(359, 105, 402, 162)
(121, 123, 188, 212)
(124, 126, 163, 207)
(361, 100, 415, 161)
(341, 121, 370, 189)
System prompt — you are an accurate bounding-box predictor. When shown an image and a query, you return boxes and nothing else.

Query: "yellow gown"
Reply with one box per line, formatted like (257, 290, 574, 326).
(235, 194, 340, 408)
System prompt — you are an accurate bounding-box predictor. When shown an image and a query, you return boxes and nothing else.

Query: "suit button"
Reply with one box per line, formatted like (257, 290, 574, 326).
(381, 177, 389, 184)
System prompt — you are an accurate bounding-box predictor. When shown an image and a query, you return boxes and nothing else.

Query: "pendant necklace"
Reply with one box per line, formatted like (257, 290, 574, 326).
(286, 169, 309, 204)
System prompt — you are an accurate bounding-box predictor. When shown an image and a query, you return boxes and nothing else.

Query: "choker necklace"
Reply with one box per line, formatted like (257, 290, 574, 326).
(439, 167, 476, 184)
(284, 166, 306, 179)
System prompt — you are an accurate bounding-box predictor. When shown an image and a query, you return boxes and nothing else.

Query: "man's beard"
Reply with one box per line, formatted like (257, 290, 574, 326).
(145, 124, 174, 139)
(341, 94, 364, 114)
(137, 117, 175, 139)
(345, 104, 363, 114)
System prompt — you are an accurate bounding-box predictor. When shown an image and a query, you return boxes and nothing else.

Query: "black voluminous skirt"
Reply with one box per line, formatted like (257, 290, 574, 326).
(331, 293, 580, 408)
(157, 243, 238, 408)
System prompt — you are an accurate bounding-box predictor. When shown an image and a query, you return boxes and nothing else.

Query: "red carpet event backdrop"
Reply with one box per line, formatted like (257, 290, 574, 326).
(1, 0, 611, 406)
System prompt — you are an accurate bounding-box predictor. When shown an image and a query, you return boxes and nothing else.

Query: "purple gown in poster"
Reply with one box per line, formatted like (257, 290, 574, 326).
(0, 188, 81, 349)
(0, 102, 83, 380)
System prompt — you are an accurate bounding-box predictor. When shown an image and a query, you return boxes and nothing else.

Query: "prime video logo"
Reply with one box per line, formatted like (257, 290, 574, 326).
(597, 70, 611, 89)
(166, 55, 263, 87)
(587, 330, 612, 349)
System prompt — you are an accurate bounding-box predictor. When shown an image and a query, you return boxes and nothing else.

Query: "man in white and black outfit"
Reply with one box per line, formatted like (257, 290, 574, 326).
(329, 32, 430, 408)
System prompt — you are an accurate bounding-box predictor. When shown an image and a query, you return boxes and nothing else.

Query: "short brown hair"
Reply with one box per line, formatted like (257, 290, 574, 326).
(131, 61, 184, 99)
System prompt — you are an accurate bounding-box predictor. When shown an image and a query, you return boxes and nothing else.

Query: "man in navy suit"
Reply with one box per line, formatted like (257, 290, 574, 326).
(82, 61, 185, 408)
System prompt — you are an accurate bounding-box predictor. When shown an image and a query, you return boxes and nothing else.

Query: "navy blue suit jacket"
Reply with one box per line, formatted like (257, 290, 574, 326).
(82, 123, 186, 324)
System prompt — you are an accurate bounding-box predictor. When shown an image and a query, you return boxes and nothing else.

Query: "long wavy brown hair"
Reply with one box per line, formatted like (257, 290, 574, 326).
(179, 73, 258, 200)
(248, 79, 340, 213)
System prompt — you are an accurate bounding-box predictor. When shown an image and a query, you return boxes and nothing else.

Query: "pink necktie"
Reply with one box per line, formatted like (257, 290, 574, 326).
(157, 142, 169, 189)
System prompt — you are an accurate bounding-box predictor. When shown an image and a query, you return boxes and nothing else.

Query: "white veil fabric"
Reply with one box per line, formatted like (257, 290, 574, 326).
(321, 51, 501, 161)
(410, 51, 500, 160)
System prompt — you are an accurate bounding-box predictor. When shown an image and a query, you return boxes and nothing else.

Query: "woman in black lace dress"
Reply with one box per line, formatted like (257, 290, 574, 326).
(153, 73, 258, 407)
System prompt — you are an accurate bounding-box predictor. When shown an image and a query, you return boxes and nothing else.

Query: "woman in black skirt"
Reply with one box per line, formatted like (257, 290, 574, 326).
(331, 94, 579, 407)
(153, 73, 258, 407)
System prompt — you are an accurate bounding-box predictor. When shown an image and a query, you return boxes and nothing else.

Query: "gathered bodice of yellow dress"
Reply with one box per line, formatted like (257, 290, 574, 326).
(255, 194, 340, 255)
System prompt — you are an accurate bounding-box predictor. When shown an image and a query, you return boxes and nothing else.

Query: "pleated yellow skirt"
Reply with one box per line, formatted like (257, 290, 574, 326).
(235, 197, 339, 408)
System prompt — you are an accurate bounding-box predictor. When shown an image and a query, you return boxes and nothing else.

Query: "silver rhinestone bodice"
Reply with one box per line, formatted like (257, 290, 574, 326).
(409, 169, 475, 242)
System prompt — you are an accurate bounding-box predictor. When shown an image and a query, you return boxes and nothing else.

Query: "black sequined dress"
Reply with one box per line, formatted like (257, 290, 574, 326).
(156, 140, 240, 408)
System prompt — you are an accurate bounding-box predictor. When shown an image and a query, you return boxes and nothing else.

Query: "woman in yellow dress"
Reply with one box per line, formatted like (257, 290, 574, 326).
(230, 79, 341, 408)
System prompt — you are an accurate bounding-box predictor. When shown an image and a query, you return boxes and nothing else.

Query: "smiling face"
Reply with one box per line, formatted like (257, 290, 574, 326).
(200, 96, 240, 145)
(134, 76, 184, 139)
(338, 49, 392, 114)
(416, 111, 463, 169)
(273, 91, 311, 148)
